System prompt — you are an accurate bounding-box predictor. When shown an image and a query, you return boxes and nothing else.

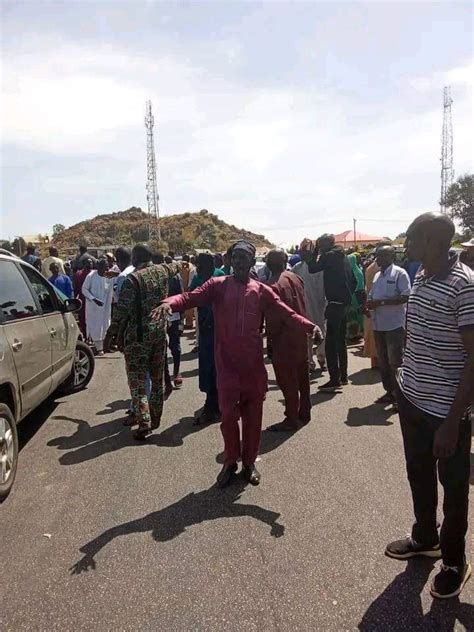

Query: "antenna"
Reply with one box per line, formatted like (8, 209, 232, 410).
(440, 86, 454, 214)
(145, 100, 161, 241)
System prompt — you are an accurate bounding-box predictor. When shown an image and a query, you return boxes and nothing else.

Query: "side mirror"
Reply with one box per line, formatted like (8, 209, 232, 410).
(63, 298, 82, 313)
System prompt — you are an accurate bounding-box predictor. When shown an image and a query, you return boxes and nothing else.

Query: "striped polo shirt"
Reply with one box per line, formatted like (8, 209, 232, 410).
(398, 256, 474, 418)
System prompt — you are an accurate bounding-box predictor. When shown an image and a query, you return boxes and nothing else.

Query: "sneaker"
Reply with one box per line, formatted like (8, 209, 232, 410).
(430, 564, 472, 599)
(174, 374, 183, 388)
(318, 380, 342, 392)
(385, 536, 441, 560)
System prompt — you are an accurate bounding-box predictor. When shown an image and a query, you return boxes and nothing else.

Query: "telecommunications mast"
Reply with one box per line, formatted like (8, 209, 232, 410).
(145, 100, 161, 241)
(440, 86, 454, 214)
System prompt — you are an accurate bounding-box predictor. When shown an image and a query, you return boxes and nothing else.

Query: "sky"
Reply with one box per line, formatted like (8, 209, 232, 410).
(1, 1, 473, 246)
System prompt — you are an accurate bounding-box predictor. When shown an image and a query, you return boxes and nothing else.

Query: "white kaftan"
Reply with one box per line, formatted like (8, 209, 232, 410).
(81, 271, 113, 349)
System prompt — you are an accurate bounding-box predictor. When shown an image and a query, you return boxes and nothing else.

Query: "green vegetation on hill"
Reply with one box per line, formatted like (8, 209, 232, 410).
(53, 207, 273, 254)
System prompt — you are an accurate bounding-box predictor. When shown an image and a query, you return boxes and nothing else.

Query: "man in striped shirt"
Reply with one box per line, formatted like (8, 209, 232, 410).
(384, 213, 474, 599)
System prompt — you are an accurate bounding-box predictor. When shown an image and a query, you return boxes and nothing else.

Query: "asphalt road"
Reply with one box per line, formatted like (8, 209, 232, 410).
(1, 334, 473, 631)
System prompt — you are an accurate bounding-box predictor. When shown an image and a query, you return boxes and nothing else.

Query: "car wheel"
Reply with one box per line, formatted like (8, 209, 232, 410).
(0, 403, 18, 503)
(59, 341, 95, 395)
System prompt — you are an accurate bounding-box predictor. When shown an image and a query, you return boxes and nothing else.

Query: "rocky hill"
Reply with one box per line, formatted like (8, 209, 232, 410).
(53, 207, 273, 254)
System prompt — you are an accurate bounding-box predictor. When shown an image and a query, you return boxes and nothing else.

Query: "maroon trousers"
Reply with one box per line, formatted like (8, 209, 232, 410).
(273, 358, 311, 424)
(219, 387, 264, 466)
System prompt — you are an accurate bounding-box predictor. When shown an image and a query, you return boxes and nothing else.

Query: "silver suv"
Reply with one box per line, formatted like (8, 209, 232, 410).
(0, 252, 95, 501)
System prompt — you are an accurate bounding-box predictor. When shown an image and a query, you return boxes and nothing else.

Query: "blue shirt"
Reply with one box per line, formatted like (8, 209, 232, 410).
(115, 265, 135, 301)
(49, 274, 73, 299)
(406, 260, 421, 285)
(369, 264, 411, 331)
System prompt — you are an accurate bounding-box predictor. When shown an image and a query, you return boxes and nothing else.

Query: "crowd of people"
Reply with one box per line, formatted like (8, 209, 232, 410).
(20, 211, 474, 600)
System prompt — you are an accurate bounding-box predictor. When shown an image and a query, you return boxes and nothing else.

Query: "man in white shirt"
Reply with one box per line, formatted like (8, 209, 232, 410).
(42, 246, 65, 277)
(366, 246, 411, 409)
(82, 259, 114, 355)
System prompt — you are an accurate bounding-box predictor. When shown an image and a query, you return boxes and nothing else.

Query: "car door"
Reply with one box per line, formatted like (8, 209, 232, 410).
(20, 265, 75, 391)
(0, 260, 52, 417)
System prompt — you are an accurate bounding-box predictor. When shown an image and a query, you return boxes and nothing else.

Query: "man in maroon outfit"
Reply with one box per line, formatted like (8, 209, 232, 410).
(265, 249, 321, 431)
(153, 241, 315, 487)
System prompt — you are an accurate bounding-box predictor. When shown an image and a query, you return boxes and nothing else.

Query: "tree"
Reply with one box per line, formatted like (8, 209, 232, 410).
(442, 174, 474, 232)
(52, 223, 66, 236)
(0, 240, 12, 252)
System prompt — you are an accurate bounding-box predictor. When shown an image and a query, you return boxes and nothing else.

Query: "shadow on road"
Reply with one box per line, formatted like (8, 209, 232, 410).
(18, 398, 60, 451)
(96, 399, 130, 416)
(180, 367, 199, 378)
(345, 404, 395, 427)
(358, 558, 474, 631)
(349, 368, 381, 386)
(47, 413, 217, 465)
(310, 391, 339, 406)
(150, 416, 215, 447)
(70, 479, 285, 574)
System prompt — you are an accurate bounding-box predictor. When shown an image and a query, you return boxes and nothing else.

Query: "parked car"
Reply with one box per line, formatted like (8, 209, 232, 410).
(0, 252, 95, 501)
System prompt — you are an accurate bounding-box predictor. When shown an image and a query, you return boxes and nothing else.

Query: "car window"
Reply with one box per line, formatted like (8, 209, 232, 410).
(22, 266, 58, 314)
(0, 261, 40, 321)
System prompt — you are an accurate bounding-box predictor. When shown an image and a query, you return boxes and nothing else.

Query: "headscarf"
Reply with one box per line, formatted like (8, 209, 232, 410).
(231, 240, 256, 258)
(289, 254, 301, 267)
(300, 238, 317, 253)
(348, 253, 365, 292)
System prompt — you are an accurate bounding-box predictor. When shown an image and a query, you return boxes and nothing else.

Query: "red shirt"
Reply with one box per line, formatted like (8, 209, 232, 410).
(164, 275, 314, 396)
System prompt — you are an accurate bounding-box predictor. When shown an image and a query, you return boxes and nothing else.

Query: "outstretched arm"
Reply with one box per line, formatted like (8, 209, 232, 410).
(152, 277, 220, 321)
(261, 285, 315, 334)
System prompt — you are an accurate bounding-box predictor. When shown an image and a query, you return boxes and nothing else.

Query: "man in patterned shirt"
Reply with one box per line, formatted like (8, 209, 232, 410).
(106, 244, 177, 440)
(385, 213, 474, 600)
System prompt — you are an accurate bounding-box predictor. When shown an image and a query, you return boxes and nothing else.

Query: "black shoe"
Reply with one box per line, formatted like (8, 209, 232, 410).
(385, 536, 441, 560)
(216, 463, 237, 488)
(318, 380, 342, 392)
(133, 428, 151, 441)
(242, 464, 261, 486)
(340, 377, 349, 386)
(430, 563, 472, 599)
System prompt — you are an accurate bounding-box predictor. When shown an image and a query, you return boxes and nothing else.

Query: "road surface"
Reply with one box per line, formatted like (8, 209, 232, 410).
(1, 335, 473, 630)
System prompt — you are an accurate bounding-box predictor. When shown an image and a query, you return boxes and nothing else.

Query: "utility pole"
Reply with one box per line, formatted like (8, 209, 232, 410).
(440, 86, 454, 214)
(144, 100, 161, 241)
(353, 218, 357, 249)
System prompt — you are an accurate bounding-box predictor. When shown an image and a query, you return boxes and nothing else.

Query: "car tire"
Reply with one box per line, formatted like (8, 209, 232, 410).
(0, 403, 18, 503)
(59, 341, 95, 395)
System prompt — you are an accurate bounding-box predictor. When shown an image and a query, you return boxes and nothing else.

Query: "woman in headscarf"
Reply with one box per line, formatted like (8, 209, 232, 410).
(346, 253, 365, 341)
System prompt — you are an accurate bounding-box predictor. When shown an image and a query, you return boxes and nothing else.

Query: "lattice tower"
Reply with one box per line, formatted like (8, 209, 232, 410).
(145, 100, 161, 241)
(440, 86, 454, 214)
